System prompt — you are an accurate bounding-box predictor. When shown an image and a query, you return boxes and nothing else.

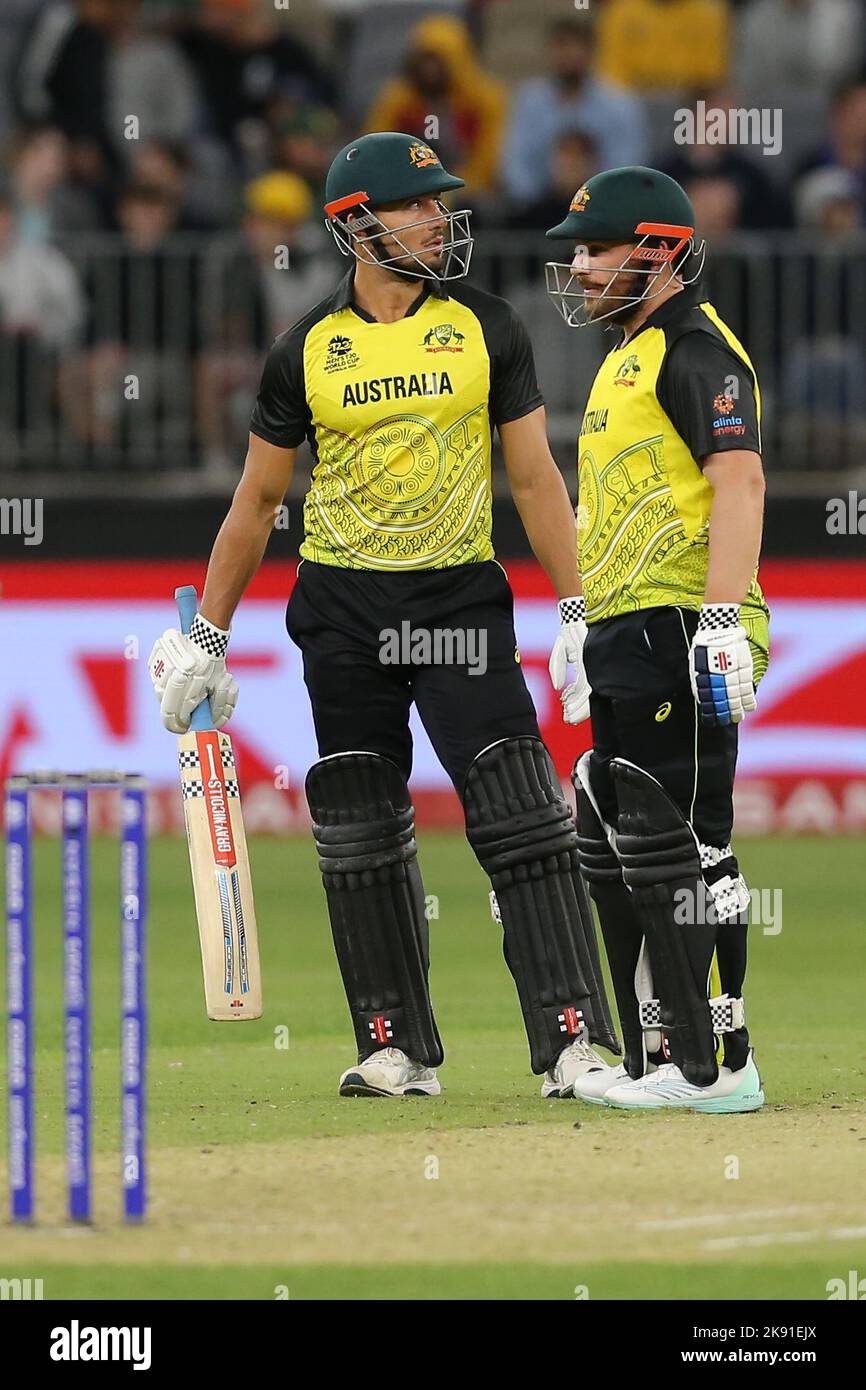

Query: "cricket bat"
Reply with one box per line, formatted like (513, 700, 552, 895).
(174, 585, 262, 1020)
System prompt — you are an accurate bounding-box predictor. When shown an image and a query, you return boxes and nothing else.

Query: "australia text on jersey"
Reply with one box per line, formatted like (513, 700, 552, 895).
(342, 372, 454, 407)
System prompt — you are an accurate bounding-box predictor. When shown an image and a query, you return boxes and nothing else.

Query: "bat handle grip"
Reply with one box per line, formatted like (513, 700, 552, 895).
(174, 584, 215, 732)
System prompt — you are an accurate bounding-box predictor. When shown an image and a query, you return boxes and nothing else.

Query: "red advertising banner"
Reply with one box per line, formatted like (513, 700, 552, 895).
(2, 559, 864, 834)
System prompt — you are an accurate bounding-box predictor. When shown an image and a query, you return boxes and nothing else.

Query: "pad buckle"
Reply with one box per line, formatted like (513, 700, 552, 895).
(709, 993, 746, 1033)
(639, 994, 745, 1033)
(638, 998, 662, 1030)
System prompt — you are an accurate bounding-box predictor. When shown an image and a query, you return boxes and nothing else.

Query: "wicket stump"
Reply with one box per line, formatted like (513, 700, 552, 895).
(5, 771, 147, 1224)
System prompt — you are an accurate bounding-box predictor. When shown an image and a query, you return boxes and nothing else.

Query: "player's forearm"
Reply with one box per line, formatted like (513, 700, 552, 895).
(511, 469, 582, 599)
(704, 466, 765, 605)
(199, 483, 279, 630)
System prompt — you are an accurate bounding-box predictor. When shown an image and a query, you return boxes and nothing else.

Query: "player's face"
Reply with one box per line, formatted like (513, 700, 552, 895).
(572, 241, 648, 323)
(370, 196, 448, 274)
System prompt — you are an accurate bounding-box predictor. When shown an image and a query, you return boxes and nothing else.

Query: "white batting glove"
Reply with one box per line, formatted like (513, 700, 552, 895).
(688, 603, 757, 727)
(148, 612, 239, 734)
(548, 595, 592, 726)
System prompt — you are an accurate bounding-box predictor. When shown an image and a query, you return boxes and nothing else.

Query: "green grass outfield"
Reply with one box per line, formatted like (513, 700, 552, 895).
(1, 831, 864, 1301)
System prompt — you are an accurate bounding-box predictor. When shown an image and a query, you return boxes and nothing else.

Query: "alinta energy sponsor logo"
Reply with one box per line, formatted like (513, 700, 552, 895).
(712, 419, 745, 438)
(50, 1321, 152, 1371)
(712, 390, 745, 438)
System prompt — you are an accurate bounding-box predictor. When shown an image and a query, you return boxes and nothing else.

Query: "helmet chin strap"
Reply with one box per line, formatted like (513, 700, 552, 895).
(607, 263, 670, 320)
(357, 225, 426, 281)
(352, 220, 441, 280)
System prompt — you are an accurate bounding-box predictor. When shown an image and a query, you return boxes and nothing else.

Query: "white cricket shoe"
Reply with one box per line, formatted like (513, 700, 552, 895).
(339, 1046, 441, 1098)
(604, 1050, 764, 1113)
(541, 1035, 609, 1098)
(572, 1060, 656, 1105)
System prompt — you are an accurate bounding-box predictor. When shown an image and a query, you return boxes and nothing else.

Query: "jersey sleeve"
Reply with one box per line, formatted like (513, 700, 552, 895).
(249, 328, 310, 448)
(489, 300, 544, 428)
(657, 332, 761, 462)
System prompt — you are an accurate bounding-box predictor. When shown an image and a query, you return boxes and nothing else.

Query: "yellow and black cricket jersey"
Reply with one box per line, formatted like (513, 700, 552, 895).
(250, 269, 542, 569)
(577, 282, 769, 672)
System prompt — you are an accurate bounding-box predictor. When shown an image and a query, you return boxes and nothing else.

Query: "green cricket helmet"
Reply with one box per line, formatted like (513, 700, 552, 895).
(324, 131, 473, 281)
(544, 166, 705, 327)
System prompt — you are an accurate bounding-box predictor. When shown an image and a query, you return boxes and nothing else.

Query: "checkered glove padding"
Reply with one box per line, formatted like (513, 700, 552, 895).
(688, 603, 757, 727)
(148, 611, 238, 734)
(548, 595, 591, 726)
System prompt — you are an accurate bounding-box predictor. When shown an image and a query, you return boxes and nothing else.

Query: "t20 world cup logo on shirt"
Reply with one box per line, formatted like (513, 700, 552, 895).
(325, 334, 360, 373)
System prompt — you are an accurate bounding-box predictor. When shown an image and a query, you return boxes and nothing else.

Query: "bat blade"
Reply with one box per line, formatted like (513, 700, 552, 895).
(178, 726, 262, 1020)
(173, 584, 262, 1021)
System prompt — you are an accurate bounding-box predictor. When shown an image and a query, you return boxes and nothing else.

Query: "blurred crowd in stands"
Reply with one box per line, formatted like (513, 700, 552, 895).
(0, 0, 864, 473)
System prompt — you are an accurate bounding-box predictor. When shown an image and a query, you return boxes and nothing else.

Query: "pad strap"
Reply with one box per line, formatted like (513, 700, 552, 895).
(640, 994, 744, 1033)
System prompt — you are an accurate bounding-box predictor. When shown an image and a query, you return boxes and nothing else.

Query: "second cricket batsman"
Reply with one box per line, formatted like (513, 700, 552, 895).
(545, 166, 770, 1112)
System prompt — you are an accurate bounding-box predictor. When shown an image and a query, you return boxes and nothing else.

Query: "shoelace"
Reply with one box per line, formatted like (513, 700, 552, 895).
(646, 1063, 685, 1084)
(561, 1036, 603, 1066)
(370, 1047, 407, 1067)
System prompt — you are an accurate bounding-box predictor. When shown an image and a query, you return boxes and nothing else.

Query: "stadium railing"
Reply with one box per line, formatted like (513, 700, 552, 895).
(1, 231, 864, 495)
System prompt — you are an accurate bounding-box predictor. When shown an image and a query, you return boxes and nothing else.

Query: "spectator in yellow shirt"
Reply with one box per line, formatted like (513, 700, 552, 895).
(598, 0, 730, 91)
(364, 15, 507, 193)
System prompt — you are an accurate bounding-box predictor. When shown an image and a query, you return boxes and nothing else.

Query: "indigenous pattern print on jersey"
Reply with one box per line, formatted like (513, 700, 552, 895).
(250, 271, 541, 570)
(577, 283, 769, 675)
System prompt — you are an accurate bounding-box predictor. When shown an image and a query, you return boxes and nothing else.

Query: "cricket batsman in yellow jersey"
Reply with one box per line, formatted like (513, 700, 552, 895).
(148, 132, 617, 1098)
(544, 167, 770, 1112)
